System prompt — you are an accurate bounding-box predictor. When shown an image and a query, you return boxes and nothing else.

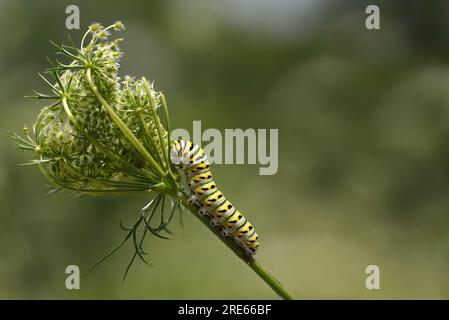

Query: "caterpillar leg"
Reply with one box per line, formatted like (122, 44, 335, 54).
(233, 239, 258, 256)
(188, 194, 198, 204)
(198, 206, 209, 216)
(244, 245, 258, 256)
(210, 219, 219, 227)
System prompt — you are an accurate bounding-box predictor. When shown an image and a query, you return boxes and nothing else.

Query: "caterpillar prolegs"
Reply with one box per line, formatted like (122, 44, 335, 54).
(170, 140, 260, 256)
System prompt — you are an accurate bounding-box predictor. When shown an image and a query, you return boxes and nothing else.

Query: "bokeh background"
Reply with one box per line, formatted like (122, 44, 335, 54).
(1, 0, 449, 299)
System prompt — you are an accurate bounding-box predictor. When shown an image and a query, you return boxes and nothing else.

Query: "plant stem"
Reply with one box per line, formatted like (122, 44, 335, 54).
(85, 68, 166, 178)
(248, 259, 295, 300)
(142, 78, 170, 171)
(178, 196, 295, 300)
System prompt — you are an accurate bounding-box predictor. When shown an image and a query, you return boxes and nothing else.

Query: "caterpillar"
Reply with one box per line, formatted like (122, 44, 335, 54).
(170, 140, 259, 256)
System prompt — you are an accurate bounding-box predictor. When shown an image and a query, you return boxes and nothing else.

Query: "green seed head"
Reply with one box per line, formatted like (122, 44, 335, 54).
(14, 22, 176, 195)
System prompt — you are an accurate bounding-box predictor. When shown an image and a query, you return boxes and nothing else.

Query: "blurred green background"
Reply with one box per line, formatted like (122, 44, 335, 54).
(1, 0, 449, 299)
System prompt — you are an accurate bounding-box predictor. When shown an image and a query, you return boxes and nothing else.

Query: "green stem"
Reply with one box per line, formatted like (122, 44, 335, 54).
(248, 259, 295, 300)
(177, 196, 295, 300)
(142, 78, 170, 170)
(85, 68, 166, 178)
(61, 96, 155, 182)
(159, 93, 172, 159)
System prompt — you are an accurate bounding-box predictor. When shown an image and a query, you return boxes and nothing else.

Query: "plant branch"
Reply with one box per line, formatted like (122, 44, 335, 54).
(177, 195, 295, 300)
(142, 78, 170, 171)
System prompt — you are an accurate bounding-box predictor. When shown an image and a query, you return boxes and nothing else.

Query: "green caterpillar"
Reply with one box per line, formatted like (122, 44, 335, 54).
(171, 140, 259, 255)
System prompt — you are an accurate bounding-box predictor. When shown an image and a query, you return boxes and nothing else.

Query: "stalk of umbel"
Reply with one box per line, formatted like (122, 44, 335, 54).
(12, 22, 295, 300)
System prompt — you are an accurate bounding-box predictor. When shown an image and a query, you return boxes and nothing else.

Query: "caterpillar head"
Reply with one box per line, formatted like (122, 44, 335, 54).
(170, 140, 189, 167)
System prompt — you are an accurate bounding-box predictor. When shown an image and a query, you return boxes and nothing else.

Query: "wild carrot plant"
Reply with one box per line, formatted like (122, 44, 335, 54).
(12, 22, 294, 300)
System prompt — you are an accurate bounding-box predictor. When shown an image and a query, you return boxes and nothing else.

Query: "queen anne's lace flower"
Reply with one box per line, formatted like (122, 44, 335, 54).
(13, 22, 175, 195)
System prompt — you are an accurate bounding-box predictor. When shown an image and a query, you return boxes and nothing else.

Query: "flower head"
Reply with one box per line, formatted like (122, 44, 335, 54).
(113, 21, 125, 31)
(14, 22, 177, 196)
(13, 22, 182, 277)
